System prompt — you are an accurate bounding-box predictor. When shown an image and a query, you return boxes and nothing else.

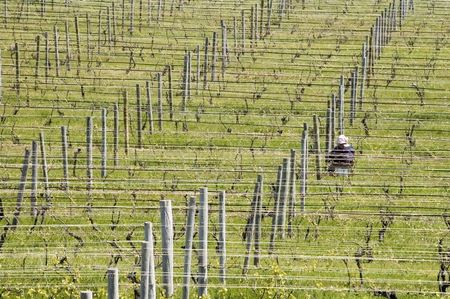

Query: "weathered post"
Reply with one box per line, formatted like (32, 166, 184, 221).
(218, 190, 227, 282)
(211, 32, 217, 82)
(121, 0, 125, 39)
(112, 2, 117, 45)
(350, 68, 358, 126)
(287, 150, 296, 236)
(12, 148, 30, 228)
(277, 158, 290, 239)
(106, 6, 112, 49)
(34, 36, 40, 89)
(268, 165, 282, 253)
(367, 26, 373, 80)
(129, 0, 134, 34)
(86, 117, 93, 209)
(140, 241, 151, 299)
(107, 268, 119, 299)
(44, 32, 50, 83)
(146, 81, 154, 134)
(313, 115, 321, 180)
(203, 37, 209, 89)
(160, 200, 174, 298)
(243, 177, 259, 275)
(254, 4, 259, 42)
(144, 222, 156, 299)
(15, 43, 20, 95)
(157, 72, 163, 131)
(221, 21, 227, 81)
(61, 126, 69, 190)
(74, 16, 81, 75)
(136, 84, 143, 148)
(0, 50, 2, 102)
(359, 41, 367, 110)
(266, 0, 273, 35)
(241, 10, 246, 54)
(167, 65, 174, 119)
(30, 141, 38, 218)
(260, 0, 264, 38)
(233, 17, 237, 52)
(39, 131, 50, 205)
(101, 108, 107, 178)
(198, 187, 208, 297)
(97, 9, 103, 54)
(113, 102, 119, 167)
(80, 291, 93, 299)
(253, 175, 263, 266)
(4, 0, 7, 22)
(182, 53, 188, 111)
(86, 13, 91, 67)
(331, 94, 336, 151)
(123, 90, 129, 155)
(338, 75, 344, 135)
(54, 25, 60, 77)
(196, 45, 200, 94)
(187, 50, 191, 100)
(157, 0, 162, 22)
(64, 20, 71, 71)
(182, 196, 196, 299)
(300, 123, 308, 213)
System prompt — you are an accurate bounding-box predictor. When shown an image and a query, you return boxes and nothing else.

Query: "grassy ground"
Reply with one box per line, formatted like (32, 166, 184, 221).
(0, 0, 449, 298)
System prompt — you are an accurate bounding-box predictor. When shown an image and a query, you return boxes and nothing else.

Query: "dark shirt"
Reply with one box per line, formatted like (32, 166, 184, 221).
(328, 144, 355, 166)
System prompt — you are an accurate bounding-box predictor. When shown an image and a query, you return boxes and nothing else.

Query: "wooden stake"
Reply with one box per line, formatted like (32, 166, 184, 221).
(182, 197, 196, 299)
(287, 150, 296, 236)
(101, 108, 107, 178)
(146, 80, 154, 134)
(123, 90, 129, 155)
(277, 158, 290, 239)
(86, 117, 93, 209)
(300, 123, 308, 213)
(157, 72, 163, 131)
(39, 131, 50, 207)
(136, 84, 143, 148)
(211, 32, 217, 82)
(30, 141, 38, 218)
(12, 148, 30, 228)
(113, 102, 119, 166)
(160, 200, 174, 298)
(97, 9, 102, 55)
(34, 36, 40, 89)
(61, 126, 69, 190)
(313, 115, 321, 180)
(143, 222, 156, 299)
(218, 190, 227, 282)
(268, 165, 282, 253)
(203, 37, 208, 89)
(107, 268, 119, 299)
(338, 75, 344, 135)
(243, 177, 259, 274)
(64, 20, 71, 71)
(75, 16, 81, 75)
(54, 25, 60, 77)
(167, 65, 174, 119)
(253, 175, 263, 266)
(198, 187, 208, 297)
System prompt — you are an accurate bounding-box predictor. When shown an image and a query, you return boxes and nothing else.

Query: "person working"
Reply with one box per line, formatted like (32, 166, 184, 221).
(327, 134, 355, 174)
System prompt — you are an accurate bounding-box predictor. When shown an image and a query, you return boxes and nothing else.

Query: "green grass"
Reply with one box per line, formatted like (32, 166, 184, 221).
(0, 0, 449, 298)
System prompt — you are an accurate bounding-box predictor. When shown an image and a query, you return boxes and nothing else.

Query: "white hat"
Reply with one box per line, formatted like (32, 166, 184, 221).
(337, 135, 348, 145)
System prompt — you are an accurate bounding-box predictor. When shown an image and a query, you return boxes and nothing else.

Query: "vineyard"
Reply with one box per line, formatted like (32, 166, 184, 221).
(0, 0, 449, 298)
